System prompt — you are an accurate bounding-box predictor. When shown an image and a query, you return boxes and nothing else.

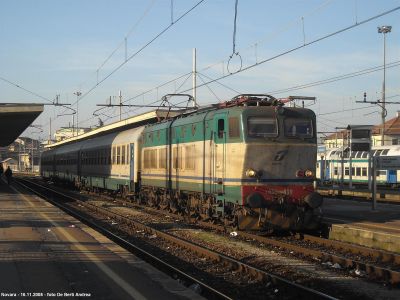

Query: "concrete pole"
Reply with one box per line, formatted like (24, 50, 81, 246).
(192, 48, 197, 107)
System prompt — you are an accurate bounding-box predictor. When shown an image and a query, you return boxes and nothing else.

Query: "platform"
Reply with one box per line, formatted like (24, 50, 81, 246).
(0, 179, 203, 299)
(323, 197, 400, 253)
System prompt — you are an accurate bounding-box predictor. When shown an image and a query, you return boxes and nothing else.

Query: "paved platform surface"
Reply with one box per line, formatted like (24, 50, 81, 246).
(322, 197, 400, 253)
(0, 180, 204, 299)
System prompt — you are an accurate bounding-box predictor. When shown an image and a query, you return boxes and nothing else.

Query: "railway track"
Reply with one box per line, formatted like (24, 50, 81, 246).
(317, 187, 400, 204)
(86, 192, 400, 286)
(15, 177, 337, 300)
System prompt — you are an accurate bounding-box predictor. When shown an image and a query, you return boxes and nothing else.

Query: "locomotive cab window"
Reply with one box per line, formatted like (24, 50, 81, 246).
(247, 117, 277, 138)
(218, 119, 225, 138)
(284, 118, 313, 138)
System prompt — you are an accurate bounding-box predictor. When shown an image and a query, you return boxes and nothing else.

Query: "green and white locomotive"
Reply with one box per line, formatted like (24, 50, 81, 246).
(41, 94, 322, 231)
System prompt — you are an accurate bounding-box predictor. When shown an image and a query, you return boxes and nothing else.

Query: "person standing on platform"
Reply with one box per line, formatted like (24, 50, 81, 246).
(4, 166, 12, 185)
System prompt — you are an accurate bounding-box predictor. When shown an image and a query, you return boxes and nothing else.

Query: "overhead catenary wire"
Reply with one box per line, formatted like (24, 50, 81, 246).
(0, 76, 53, 103)
(96, 0, 157, 73)
(266, 60, 400, 95)
(179, 6, 400, 94)
(197, 73, 222, 101)
(71, 0, 206, 109)
(63, 3, 400, 130)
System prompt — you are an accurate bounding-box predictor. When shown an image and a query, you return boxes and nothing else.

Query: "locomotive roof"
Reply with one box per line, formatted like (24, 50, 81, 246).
(144, 104, 316, 130)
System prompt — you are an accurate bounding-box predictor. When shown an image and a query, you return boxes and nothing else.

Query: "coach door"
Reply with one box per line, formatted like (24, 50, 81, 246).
(129, 143, 135, 191)
(213, 113, 227, 195)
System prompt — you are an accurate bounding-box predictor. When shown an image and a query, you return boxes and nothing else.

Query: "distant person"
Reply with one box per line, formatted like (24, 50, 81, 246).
(4, 166, 12, 185)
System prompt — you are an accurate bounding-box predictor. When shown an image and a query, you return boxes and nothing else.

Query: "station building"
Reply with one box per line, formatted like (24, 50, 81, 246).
(323, 111, 400, 148)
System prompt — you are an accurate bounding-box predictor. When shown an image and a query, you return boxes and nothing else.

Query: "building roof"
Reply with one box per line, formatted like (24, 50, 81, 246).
(325, 113, 400, 140)
(372, 115, 400, 135)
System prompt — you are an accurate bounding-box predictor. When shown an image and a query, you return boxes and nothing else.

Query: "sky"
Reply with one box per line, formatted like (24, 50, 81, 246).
(1, 0, 400, 142)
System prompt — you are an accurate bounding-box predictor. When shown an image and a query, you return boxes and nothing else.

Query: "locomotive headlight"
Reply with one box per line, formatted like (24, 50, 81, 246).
(296, 169, 314, 178)
(246, 169, 257, 177)
(305, 170, 314, 177)
(246, 168, 262, 178)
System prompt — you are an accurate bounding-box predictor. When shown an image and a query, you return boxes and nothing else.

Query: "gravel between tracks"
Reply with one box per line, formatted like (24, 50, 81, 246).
(85, 200, 400, 300)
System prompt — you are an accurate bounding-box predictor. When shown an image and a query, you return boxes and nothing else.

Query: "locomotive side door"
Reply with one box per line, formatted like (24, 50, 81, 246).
(213, 113, 227, 195)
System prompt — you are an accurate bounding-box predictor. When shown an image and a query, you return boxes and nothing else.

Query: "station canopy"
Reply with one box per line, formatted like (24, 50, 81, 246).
(0, 103, 44, 146)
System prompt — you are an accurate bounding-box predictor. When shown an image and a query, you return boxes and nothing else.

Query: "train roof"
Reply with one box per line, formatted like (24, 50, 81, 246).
(45, 109, 183, 150)
(320, 145, 400, 159)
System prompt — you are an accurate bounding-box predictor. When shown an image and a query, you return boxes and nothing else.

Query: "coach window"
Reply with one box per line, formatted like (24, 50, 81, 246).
(381, 149, 389, 155)
(356, 167, 361, 176)
(122, 146, 125, 164)
(362, 168, 367, 176)
(185, 145, 195, 170)
(345, 167, 349, 176)
(247, 117, 277, 138)
(173, 147, 182, 169)
(159, 148, 166, 169)
(150, 149, 157, 168)
(112, 147, 116, 164)
(117, 146, 121, 164)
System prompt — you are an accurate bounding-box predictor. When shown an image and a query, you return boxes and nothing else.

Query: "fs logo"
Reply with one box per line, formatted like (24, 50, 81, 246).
(274, 150, 288, 161)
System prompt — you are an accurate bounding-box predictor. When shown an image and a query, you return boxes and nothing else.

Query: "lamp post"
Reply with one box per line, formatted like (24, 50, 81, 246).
(377, 25, 391, 146)
(74, 91, 82, 135)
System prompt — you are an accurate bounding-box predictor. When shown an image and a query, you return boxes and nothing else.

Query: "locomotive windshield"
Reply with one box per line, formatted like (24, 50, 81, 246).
(247, 117, 277, 137)
(284, 118, 313, 138)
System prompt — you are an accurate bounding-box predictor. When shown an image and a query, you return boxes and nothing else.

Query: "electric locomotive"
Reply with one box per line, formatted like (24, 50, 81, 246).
(140, 94, 322, 230)
(41, 94, 322, 231)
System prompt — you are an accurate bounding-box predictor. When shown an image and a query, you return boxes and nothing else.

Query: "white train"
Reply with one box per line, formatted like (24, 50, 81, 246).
(317, 145, 400, 185)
